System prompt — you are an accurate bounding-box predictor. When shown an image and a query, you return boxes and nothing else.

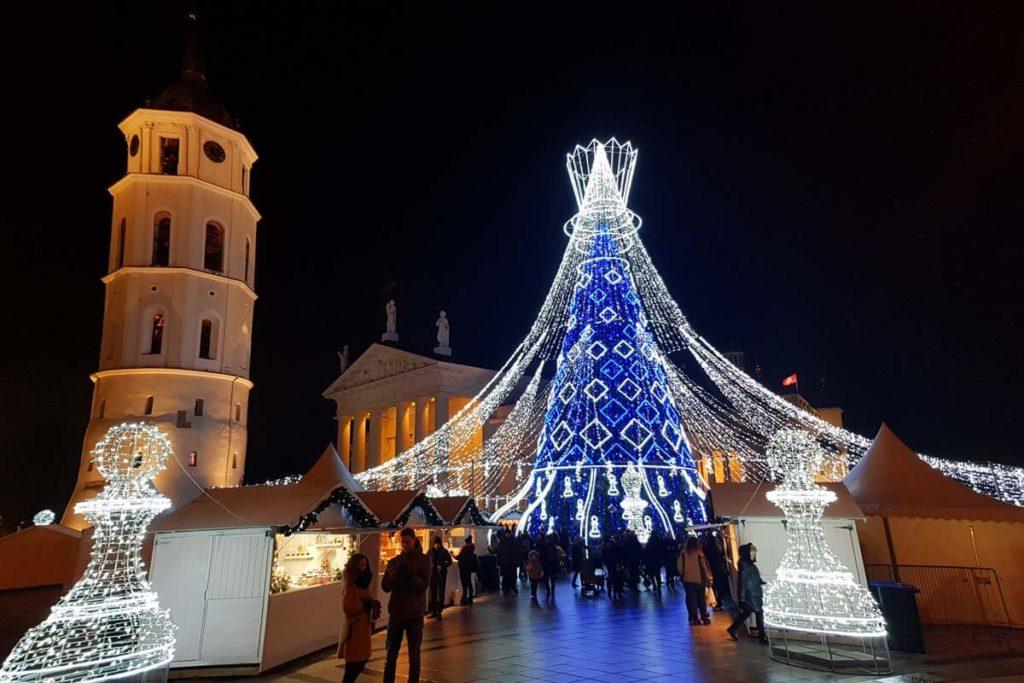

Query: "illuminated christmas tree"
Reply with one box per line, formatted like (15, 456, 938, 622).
(0, 423, 176, 682)
(519, 141, 707, 540)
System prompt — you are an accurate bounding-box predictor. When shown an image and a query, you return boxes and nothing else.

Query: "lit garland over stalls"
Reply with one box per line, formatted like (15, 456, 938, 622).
(762, 428, 886, 639)
(352, 138, 1024, 511)
(284, 486, 380, 536)
(390, 493, 445, 529)
(0, 423, 176, 683)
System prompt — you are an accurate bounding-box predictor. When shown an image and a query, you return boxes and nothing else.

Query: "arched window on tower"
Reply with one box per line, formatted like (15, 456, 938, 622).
(117, 218, 126, 269)
(199, 318, 216, 360)
(152, 212, 171, 267)
(243, 236, 251, 283)
(204, 221, 224, 272)
(149, 313, 165, 354)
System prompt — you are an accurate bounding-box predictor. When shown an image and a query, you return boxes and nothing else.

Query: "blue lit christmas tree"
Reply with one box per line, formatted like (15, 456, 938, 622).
(521, 141, 707, 540)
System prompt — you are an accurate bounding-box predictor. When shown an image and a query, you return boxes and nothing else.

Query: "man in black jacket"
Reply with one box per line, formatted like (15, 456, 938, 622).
(382, 528, 431, 682)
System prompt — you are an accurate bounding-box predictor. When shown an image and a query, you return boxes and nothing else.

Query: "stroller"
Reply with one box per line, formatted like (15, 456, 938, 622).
(579, 558, 606, 597)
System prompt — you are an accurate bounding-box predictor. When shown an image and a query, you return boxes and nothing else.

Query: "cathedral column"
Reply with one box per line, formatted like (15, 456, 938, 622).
(397, 401, 413, 454)
(351, 414, 367, 473)
(338, 414, 353, 468)
(414, 397, 429, 443)
(433, 394, 451, 431)
(367, 407, 384, 469)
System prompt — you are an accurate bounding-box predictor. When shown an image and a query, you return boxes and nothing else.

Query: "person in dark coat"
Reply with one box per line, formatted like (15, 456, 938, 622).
(643, 532, 663, 591)
(427, 537, 452, 619)
(703, 533, 733, 610)
(623, 531, 643, 591)
(602, 536, 623, 599)
(569, 535, 585, 588)
(518, 532, 532, 580)
(456, 535, 478, 605)
(727, 543, 767, 643)
(662, 535, 679, 592)
(540, 533, 560, 597)
(495, 531, 520, 595)
(382, 528, 431, 683)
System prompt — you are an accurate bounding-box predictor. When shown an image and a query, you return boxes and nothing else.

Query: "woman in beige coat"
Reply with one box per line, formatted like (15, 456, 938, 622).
(337, 553, 379, 682)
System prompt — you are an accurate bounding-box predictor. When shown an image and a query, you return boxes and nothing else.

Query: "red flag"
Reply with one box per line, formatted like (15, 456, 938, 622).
(781, 373, 798, 387)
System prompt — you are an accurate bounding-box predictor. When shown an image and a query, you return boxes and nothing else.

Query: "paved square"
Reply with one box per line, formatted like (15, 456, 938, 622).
(258, 580, 1024, 682)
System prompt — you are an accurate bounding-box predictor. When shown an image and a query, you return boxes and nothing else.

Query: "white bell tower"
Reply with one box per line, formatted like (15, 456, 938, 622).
(63, 13, 259, 527)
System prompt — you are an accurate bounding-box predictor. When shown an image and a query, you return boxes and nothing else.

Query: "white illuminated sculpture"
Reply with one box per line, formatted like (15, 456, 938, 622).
(32, 510, 55, 526)
(0, 422, 176, 682)
(763, 428, 886, 640)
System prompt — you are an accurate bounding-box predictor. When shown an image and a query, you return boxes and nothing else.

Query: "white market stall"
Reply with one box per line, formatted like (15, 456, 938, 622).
(148, 446, 380, 675)
(711, 480, 871, 588)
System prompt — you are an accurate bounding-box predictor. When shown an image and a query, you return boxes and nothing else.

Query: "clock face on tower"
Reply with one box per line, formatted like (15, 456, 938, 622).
(203, 141, 226, 163)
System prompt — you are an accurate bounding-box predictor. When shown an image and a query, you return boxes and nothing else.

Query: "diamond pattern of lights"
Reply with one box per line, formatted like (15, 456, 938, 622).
(584, 378, 609, 401)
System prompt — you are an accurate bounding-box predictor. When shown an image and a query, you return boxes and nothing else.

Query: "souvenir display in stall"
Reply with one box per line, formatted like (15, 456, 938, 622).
(272, 532, 355, 592)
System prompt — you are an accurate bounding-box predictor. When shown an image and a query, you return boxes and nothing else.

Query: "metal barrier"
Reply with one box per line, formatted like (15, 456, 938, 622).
(865, 564, 1010, 627)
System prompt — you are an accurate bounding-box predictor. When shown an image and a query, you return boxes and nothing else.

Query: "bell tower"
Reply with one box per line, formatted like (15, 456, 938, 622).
(63, 13, 259, 528)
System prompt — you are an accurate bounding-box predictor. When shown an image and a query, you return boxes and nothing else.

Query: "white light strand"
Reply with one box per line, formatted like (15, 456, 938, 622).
(1, 422, 176, 682)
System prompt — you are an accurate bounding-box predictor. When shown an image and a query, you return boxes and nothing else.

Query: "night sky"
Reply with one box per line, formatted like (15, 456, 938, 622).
(2, 2, 1022, 527)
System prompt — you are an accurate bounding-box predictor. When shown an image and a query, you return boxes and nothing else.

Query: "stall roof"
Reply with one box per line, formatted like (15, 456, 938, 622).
(711, 481, 864, 519)
(843, 424, 1024, 523)
(152, 444, 374, 533)
(353, 490, 426, 526)
(430, 496, 493, 526)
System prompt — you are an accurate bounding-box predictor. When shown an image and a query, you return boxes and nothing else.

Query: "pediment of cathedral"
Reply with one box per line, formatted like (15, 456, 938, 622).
(324, 343, 438, 396)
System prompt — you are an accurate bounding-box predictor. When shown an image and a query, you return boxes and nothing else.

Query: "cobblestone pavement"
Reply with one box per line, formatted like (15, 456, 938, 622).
(256, 579, 1024, 682)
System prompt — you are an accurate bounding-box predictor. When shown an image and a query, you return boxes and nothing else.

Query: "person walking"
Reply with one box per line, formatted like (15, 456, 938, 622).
(662, 535, 679, 592)
(623, 531, 643, 591)
(677, 535, 712, 625)
(569, 535, 585, 588)
(456, 535, 478, 605)
(540, 533, 560, 598)
(703, 533, 733, 610)
(727, 543, 768, 643)
(643, 531, 663, 592)
(526, 549, 544, 599)
(602, 535, 623, 599)
(518, 531, 532, 580)
(382, 528, 430, 683)
(427, 536, 452, 619)
(496, 530, 519, 595)
(337, 554, 380, 683)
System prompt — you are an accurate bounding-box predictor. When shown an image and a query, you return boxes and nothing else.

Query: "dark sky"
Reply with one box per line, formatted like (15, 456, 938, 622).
(2, 2, 1022, 526)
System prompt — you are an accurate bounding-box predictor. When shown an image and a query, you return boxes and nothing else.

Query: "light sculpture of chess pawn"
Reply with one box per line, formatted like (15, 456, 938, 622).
(1, 422, 176, 682)
(762, 428, 886, 639)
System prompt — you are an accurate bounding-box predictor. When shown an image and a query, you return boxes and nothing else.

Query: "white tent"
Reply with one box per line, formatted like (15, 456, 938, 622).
(844, 424, 1024, 627)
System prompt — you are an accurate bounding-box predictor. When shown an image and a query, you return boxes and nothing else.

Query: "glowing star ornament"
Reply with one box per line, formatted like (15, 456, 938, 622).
(762, 428, 886, 639)
(33, 509, 55, 526)
(1, 422, 176, 683)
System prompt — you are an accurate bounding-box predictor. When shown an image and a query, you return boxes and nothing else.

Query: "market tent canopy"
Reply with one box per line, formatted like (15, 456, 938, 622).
(430, 496, 493, 526)
(711, 481, 863, 519)
(152, 445, 374, 532)
(353, 490, 444, 527)
(843, 424, 1024, 523)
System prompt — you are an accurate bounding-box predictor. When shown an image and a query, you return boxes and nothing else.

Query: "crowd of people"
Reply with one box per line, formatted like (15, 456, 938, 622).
(334, 525, 768, 682)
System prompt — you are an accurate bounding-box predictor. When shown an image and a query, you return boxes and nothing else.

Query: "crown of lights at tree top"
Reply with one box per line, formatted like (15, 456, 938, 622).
(762, 428, 886, 638)
(0, 422, 176, 683)
(350, 136, 1024, 513)
(511, 140, 707, 540)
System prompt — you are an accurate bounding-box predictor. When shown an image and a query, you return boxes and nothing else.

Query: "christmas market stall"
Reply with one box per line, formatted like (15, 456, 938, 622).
(428, 496, 495, 601)
(148, 445, 380, 676)
(845, 425, 1024, 628)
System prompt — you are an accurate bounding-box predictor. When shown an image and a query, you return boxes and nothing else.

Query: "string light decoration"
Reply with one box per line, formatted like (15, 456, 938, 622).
(762, 428, 886, 639)
(350, 138, 1024, 513)
(32, 510, 55, 526)
(0, 422, 176, 683)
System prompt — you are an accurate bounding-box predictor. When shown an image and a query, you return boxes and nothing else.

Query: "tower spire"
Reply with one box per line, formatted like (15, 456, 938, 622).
(181, 8, 206, 83)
